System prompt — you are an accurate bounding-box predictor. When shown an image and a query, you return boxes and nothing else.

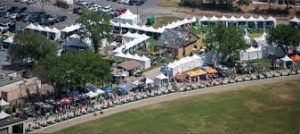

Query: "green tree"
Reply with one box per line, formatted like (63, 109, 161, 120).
(267, 24, 300, 53)
(9, 31, 56, 64)
(205, 25, 247, 65)
(77, 8, 112, 53)
(35, 51, 112, 93)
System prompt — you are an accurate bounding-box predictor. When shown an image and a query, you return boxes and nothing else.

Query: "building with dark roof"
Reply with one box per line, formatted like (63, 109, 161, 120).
(155, 29, 203, 59)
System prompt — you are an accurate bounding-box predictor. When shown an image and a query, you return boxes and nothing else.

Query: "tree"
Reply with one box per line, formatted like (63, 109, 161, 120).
(267, 24, 300, 53)
(35, 51, 112, 93)
(205, 25, 247, 65)
(77, 8, 112, 53)
(9, 31, 56, 64)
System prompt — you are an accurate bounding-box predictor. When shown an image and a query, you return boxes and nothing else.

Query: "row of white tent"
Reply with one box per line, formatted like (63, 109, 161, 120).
(112, 32, 151, 69)
(111, 17, 197, 34)
(199, 15, 276, 23)
(289, 16, 300, 24)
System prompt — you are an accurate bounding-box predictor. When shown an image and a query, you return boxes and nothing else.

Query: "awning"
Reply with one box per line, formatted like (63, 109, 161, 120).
(186, 68, 207, 77)
(290, 55, 300, 62)
(280, 55, 293, 62)
(0, 111, 10, 120)
(0, 99, 9, 106)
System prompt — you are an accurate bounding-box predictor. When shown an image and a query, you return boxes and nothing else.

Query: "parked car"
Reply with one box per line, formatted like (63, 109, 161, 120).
(136, 0, 146, 5)
(0, 21, 14, 32)
(26, 0, 37, 5)
(16, 12, 26, 21)
(73, 7, 82, 15)
(22, 13, 31, 22)
(101, 6, 112, 12)
(57, 15, 67, 22)
(76, 0, 89, 6)
(7, 6, 18, 13)
(9, 13, 17, 20)
(0, 4, 6, 10)
(0, 11, 7, 17)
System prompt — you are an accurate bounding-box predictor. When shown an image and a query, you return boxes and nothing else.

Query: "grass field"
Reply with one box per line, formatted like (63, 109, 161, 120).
(57, 80, 300, 134)
(153, 16, 182, 28)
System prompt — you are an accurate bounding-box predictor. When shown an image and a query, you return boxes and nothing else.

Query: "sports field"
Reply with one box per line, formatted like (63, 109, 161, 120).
(57, 80, 300, 134)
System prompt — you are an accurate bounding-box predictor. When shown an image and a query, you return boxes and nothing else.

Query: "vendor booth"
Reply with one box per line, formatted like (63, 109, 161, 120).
(154, 73, 169, 87)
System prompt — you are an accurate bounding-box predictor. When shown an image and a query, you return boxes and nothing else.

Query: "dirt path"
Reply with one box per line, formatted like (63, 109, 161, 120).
(33, 75, 300, 133)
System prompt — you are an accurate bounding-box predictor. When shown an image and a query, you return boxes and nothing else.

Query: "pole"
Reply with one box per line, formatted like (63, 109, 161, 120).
(136, 3, 139, 24)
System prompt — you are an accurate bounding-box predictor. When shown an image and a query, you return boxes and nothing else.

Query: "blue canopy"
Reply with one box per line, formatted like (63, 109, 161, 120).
(118, 84, 128, 92)
(160, 66, 172, 75)
(102, 87, 112, 93)
(69, 90, 80, 97)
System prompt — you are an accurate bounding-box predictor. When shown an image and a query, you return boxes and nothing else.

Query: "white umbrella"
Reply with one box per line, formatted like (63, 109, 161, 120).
(145, 78, 154, 84)
(0, 99, 9, 107)
(132, 80, 139, 86)
(0, 111, 10, 120)
(96, 89, 105, 95)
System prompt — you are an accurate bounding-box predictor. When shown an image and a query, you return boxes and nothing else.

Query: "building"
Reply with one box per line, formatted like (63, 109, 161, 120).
(155, 29, 203, 59)
(117, 60, 142, 76)
(0, 77, 53, 107)
(0, 118, 25, 134)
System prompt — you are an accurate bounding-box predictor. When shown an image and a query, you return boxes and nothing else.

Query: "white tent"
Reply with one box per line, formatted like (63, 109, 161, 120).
(280, 55, 293, 62)
(247, 16, 256, 22)
(95, 89, 105, 95)
(200, 16, 209, 22)
(117, 9, 139, 25)
(154, 73, 168, 87)
(145, 78, 154, 85)
(0, 99, 9, 107)
(238, 16, 247, 21)
(228, 16, 238, 22)
(266, 16, 277, 25)
(86, 91, 98, 98)
(220, 16, 229, 21)
(3, 36, 14, 44)
(25, 23, 36, 30)
(239, 46, 263, 61)
(257, 16, 265, 21)
(290, 17, 300, 24)
(209, 16, 219, 21)
(132, 80, 139, 86)
(0, 111, 10, 120)
(243, 34, 251, 44)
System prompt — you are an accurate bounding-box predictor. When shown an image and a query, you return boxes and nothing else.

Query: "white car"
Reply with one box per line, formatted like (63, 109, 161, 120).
(101, 6, 112, 12)
(0, 22, 11, 32)
(10, 13, 17, 20)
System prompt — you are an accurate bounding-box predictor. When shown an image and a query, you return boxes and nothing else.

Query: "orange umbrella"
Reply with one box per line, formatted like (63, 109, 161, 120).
(290, 55, 300, 62)
(206, 68, 218, 74)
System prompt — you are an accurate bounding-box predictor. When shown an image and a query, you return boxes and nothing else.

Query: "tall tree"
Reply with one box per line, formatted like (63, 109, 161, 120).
(9, 31, 56, 64)
(205, 25, 247, 65)
(77, 8, 112, 53)
(267, 24, 300, 53)
(35, 51, 112, 93)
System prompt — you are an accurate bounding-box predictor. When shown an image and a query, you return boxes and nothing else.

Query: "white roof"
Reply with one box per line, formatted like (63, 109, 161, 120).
(209, 16, 219, 21)
(246, 46, 261, 52)
(61, 24, 81, 33)
(247, 16, 256, 22)
(155, 73, 168, 80)
(238, 16, 247, 21)
(228, 16, 237, 21)
(44, 26, 52, 32)
(96, 89, 105, 94)
(145, 78, 154, 84)
(0, 99, 9, 106)
(25, 23, 36, 30)
(0, 111, 10, 120)
(36, 25, 45, 31)
(200, 16, 209, 21)
(290, 17, 300, 23)
(3, 36, 14, 44)
(86, 91, 98, 97)
(220, 16, 229, 21)
(266, 16, 276, 21)
(51, 27, 61, 33)
(132, 80, 139, 86)
(118, 9, 138, 20)
(257, 16, 265, 21)
(280, 55, 293, 62)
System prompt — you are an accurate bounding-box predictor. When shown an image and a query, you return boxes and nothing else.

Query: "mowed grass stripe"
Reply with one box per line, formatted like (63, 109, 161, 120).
(57, 80, 300, 134)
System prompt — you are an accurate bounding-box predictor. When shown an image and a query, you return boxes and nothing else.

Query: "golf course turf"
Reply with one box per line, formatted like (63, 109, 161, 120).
(57, 80, 300, 134)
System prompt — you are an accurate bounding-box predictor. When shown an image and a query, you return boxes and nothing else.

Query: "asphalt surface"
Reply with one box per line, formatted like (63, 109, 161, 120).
(1, 0, 174, 29)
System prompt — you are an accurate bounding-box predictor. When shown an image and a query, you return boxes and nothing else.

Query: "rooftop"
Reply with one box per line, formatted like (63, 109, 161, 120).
(156, 29, 199, 49)
(117, 60, 142, 71)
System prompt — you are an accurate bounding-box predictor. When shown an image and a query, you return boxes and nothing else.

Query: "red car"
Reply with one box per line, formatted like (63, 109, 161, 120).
(114, 8, 127, 17)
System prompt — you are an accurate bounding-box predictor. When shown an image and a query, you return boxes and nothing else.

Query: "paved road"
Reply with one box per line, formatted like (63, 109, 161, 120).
(33, 74, 300, 133)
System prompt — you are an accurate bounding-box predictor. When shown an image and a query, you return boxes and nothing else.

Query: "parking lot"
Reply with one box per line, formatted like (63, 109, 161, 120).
(0, 0, 173, 31)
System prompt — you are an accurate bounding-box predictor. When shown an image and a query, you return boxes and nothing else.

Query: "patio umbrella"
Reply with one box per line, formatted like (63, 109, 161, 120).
(60, 97, 71, 105)
(290, 55, 300, 62)
(0, 99, 9, 107)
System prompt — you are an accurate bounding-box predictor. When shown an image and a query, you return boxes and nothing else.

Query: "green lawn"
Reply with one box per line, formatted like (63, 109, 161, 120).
(153, 16, 182, 28)
(57, 80, 300, 134)
(249, 32, 263, 40)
